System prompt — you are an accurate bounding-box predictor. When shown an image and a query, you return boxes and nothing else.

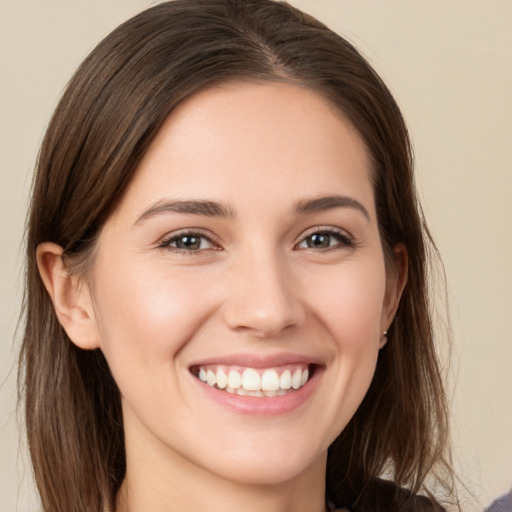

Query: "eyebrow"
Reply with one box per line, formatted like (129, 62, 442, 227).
(135, 199, 236, 224)
(135, 194, 370, 225)
(293, 195, 370, 221)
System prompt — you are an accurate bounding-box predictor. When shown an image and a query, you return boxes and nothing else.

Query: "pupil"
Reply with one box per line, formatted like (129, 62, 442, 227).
(308, 233, 329, 248)
(177, 236, 200, 250)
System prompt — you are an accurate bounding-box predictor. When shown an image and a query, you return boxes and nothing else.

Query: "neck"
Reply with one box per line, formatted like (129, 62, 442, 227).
(116, 438, 328, 512)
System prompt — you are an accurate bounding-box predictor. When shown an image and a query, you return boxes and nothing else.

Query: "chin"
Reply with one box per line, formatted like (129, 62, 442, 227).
(206, 451, 324, 487)
(180, 426, 331, 487)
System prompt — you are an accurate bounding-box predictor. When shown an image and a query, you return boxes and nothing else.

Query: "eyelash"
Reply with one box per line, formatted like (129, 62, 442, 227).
(158, 227, 355, 255)
(158, 230, 219, 255)
(295, 227, 355, 251)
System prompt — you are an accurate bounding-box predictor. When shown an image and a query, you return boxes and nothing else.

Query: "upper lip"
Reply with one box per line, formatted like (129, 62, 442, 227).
(188, 352, 324, 369)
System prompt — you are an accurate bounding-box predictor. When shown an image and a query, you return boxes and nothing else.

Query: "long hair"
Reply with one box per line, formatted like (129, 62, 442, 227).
(19, 1, 454, 510)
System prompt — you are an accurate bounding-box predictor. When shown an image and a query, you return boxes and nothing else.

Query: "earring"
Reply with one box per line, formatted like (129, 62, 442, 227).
(380, 330, 388, 348)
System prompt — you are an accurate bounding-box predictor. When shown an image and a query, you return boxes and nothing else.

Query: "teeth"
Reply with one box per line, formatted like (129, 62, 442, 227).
(216, 368, 228, 389)
(291, 369, 302, 390)
(228, 369, 242, 389)
(301, 368, 309, 386)
(206, 369, 216, 387)
(195, 365, 311, 395)
(280, 370, 292, 390)
(245, 390, 265, 397)
(242, 368, 260, 391)
(261, 369, 280, 391)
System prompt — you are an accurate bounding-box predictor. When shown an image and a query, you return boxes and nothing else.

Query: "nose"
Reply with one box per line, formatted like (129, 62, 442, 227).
(221, 249, 306, 338)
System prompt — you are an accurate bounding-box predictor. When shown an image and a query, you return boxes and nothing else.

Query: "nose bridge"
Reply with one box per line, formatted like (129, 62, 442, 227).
(222, 243, 305, 337)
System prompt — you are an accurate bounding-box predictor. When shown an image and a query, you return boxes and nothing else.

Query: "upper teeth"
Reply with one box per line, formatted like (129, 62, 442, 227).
(195, 366, 310, 395)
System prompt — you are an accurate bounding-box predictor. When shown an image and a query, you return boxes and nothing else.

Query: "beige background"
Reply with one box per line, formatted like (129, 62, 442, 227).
(1, 1, 510, 511)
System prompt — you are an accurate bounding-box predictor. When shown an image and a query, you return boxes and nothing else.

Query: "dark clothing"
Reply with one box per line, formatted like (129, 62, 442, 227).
(485, 490, 512, 512)
(331, 478, 446, 512)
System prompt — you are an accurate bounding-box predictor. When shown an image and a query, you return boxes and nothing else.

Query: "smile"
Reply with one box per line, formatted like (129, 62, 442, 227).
(191, 365, 311, 397)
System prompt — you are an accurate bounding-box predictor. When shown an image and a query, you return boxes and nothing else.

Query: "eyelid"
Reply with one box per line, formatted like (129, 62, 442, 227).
(156, 225, 355, 254)
(295, 226, 355, 250)
(158, 228, 222, 252)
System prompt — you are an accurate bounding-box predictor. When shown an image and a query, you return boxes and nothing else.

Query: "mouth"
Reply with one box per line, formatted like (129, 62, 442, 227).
(190, 364, 313, 398)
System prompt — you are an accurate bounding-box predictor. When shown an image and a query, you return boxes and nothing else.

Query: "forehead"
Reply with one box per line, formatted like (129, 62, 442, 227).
(111, 82, 374, 223)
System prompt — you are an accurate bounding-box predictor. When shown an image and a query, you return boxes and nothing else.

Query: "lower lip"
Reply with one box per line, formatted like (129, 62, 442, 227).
(191, 368, 321, 416)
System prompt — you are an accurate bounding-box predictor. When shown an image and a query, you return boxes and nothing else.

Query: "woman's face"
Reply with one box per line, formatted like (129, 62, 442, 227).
(85, 83, 401, 486)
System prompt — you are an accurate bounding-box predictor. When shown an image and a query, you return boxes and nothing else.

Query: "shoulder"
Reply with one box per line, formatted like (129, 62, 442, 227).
(378, 479, 445, 511)
(485, 490, 512, 512)
(342, 478, 446, 512)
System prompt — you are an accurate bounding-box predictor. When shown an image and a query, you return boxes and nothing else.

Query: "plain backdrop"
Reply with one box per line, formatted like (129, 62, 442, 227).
(1, 1, 510, 511)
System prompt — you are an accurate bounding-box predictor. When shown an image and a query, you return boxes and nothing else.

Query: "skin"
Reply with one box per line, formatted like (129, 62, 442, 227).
(38, 83, 406, 512)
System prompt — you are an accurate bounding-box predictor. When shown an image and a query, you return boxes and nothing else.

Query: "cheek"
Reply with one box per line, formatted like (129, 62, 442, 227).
(300, 257, 387, 419)
(304, 258, 387, 345)
(91, 256, 217, 371)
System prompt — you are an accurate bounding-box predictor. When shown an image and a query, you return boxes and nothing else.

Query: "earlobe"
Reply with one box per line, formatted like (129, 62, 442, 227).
(381, 243, 408, 338)
(36, 242, 100, 350)
(378, 331, 388, 349)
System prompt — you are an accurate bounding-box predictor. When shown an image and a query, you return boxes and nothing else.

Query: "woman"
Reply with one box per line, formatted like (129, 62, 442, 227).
(19, 1, 456, 511)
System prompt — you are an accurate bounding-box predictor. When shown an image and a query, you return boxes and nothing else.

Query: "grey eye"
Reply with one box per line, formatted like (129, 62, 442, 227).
(297, 230, 353, 250)
(175, 235, 203, 250)
(162, 232, 215, 252)
(305, 233, 333, 248)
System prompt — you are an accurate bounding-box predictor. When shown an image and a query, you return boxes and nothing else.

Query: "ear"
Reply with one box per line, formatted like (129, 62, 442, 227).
(380, 243, 408, 348)
(36, 242, 100, 350)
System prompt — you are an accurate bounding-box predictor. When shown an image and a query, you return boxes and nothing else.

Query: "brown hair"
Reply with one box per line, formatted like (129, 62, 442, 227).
(19, 1, 455, 511)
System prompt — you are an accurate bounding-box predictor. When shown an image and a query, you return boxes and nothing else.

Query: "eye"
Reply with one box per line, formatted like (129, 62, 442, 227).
(296, 229, 354, 250)
(159, 231, 218, 253)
